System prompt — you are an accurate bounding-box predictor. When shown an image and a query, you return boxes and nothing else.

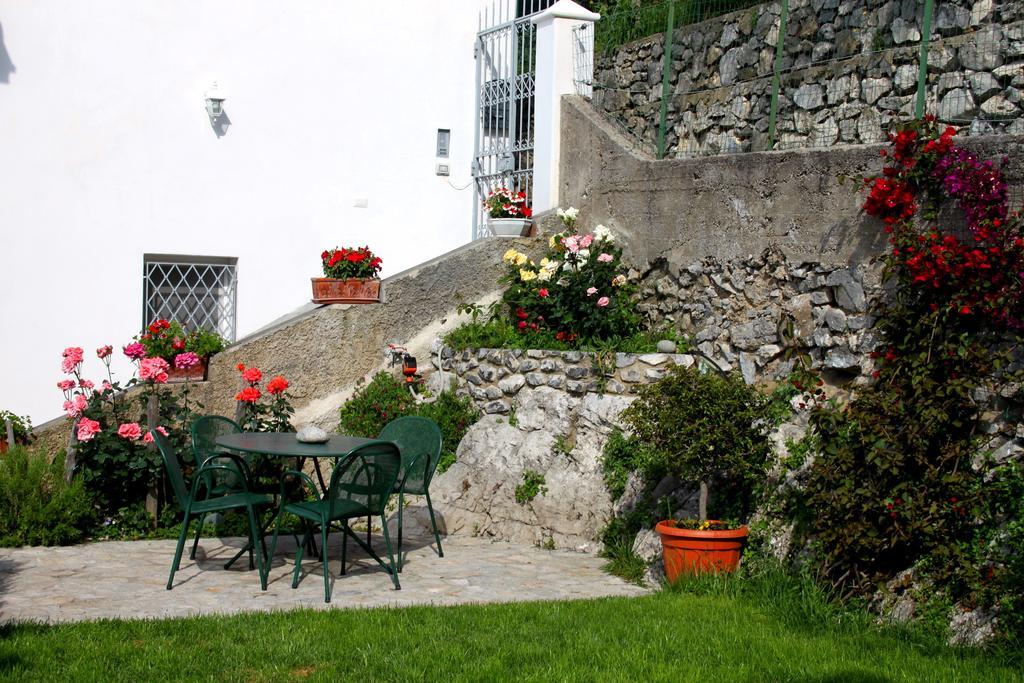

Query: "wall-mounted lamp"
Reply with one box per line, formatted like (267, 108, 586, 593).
(204, 81, 226, 122)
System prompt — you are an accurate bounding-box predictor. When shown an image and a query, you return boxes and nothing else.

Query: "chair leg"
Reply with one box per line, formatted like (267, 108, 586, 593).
(189, 518, 202, 560)
(168, 511, 192, 590)
(341, 521, 348, 576)
(425, 490, 444, 558)
(266, 512, 285, 592)
(292, 527, 309, 589)
(397, 491, 404, 573)
(366, 515, 371, 549)
(245, 504, 266, 590)
(321, 522, 331, 603)
(380, 515, 401, 591)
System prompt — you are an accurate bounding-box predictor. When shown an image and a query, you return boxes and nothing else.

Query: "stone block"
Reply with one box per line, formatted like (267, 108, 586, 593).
(498, 375, 526, 395)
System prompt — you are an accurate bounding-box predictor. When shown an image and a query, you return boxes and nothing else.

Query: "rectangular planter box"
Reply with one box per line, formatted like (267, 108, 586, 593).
(166, 357, 208, 383)
(311, 278, 381, 304)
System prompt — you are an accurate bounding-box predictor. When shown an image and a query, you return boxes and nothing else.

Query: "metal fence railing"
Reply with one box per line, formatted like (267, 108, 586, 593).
(584, 0, 1024, 159)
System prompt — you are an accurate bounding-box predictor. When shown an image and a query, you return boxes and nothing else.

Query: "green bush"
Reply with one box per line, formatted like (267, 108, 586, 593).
(621, 363, 774, 522)
(0, 447, 95, 547)
(338, 373, 480, 474)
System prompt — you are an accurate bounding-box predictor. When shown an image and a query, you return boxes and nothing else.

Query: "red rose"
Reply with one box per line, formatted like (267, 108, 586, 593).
(266, 375, 289, 395)
(242, 367, 263, 384)
(235, 387, 261, 403)
(538, 288, 549, 298)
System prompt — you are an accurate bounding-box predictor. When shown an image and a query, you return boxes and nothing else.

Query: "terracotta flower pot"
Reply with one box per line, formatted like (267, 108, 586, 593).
(0, 440, 7, 455)
(166, 357, 208, 383)
(655, 520, 748, 582)
(311, 278, 381, 304)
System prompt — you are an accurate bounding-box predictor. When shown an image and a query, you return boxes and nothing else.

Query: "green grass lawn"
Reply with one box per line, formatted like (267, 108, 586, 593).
(1, 582, 1020, 682)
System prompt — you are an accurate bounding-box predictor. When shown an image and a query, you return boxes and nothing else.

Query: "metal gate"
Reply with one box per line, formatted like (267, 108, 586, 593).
(471, 0, 556, 239)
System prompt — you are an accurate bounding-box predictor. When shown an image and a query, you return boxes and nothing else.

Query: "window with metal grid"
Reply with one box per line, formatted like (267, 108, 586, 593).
(142, 254, 238, 340)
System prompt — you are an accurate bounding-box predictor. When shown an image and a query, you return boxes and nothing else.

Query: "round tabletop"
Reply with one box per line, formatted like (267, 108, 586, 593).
(215, 432, 385, 459)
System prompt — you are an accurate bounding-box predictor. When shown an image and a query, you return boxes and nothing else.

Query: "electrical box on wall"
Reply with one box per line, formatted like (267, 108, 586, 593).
(436, 129, 450, 158)
(436, 164, 450, 176)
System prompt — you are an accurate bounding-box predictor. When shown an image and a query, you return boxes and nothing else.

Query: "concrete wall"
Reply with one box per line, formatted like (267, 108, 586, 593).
(559, 94, 1024, 269)
(0, 0, 485, 425)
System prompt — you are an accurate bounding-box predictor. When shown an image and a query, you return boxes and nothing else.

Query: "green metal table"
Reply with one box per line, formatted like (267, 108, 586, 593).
(214, 432, 389, 560)
(215, 432, 387, 490)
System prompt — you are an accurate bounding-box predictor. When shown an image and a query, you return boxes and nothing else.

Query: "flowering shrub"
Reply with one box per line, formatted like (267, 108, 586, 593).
(321, 246, 382, 279)
(499, 209, 640, 343)
(792, 120, 1024, 640)
(862, 118, 1022, 329)
(57, 334, 206, 518)
(483, 187, 533, 219)
(132, 319, 226, 366)
(233, 363, 295, 433)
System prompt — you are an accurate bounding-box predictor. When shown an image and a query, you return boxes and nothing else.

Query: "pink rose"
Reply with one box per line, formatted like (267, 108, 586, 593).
(96, 345, 113, 359)
(597, 253, 613, 263)
(139, 357, 170, 383)
(586, 287, 598, 296)
(117, 423, 142, 440)
(57, 379, 76, 392)
(76, 418, 102, 441)
(579, 234, 594, 248)
(63, 400, 80, 419)
(174, 352, 200, 370)
(123, 343, 147, 360)
(61, 347, 84, 373)
(142, 426, 169, 444)
(562, 235, 580, 253)
(73, 393, 88, 412)
(79, 379, 94, 390)
(101, 380, 113, 393)
(597, 296, 610, 307)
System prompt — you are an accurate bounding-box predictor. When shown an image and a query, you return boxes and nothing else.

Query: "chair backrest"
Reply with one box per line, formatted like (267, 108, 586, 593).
(378, 416, 443, 495)
(190, 415, 241, 466)
(152, 430, 190, 507)
(327, 441, 401, 518)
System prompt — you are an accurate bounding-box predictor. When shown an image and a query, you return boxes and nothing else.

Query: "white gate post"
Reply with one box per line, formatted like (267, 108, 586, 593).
(531, 0, 599, 214)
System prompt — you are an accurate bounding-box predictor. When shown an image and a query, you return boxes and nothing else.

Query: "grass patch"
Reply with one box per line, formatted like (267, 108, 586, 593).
(0, 588, 1019, 681)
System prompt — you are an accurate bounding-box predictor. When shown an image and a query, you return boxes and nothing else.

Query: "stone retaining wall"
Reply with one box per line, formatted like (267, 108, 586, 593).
(593, 0, 1024, 157)
(442, 347, 698, 410)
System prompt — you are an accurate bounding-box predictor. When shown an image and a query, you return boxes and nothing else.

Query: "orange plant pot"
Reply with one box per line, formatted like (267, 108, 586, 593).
(311, 278, 381, 304)
(655, 520, 749, 582)
(0, 440, 7, 455)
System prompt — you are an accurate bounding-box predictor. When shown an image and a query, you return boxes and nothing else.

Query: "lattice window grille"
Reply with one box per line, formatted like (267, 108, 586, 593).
(143, 256, 237, 341)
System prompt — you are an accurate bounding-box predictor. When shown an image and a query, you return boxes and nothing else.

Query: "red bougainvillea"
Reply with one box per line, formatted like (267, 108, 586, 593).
(863, 117, 1023, 330)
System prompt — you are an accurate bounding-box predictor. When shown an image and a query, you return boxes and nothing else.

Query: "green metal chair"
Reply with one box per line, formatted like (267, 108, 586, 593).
(268, 441, 402, 603)
(378, 416, 445, 571)
(190, 415, 242, 467)
(152, 430, 274, 591)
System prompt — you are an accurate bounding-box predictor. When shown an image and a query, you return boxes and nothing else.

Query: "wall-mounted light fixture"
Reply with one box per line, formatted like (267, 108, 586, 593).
(204, 81, 226, 122)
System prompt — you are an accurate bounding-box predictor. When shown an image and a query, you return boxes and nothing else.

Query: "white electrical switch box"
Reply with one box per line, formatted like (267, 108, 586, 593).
(436, 164, 450, 176)
(354, 197, 368, 208)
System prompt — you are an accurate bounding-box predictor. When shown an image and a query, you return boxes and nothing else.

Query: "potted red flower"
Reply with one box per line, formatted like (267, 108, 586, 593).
(130, 320, 227, 382)
(312, 246, 383, 304)
(484, 187, 533, 237)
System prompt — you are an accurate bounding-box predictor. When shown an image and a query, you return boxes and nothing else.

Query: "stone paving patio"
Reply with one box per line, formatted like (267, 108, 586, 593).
(0, 533, 648, 624)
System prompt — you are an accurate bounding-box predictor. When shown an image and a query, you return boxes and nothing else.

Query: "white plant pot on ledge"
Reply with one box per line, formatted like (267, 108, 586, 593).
(488, 218, 532, 237)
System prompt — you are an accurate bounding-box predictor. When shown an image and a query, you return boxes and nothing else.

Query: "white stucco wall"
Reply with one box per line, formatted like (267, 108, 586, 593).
(0, 1, 485, 425)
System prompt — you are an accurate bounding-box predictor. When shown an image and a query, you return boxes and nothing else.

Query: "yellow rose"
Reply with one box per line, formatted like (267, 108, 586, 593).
(519, 269, 537, 282)
(515, 254, 529, 266)
(502, 248, 519, 264)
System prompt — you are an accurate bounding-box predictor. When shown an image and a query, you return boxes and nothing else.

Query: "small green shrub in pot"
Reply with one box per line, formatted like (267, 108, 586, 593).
(622, 363, 773, 522)
(621, 363, 774, 578)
